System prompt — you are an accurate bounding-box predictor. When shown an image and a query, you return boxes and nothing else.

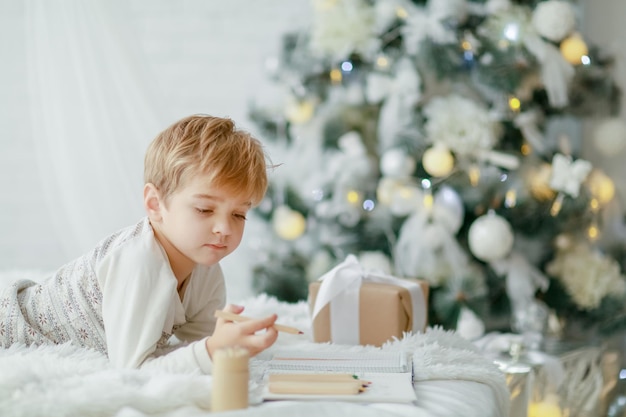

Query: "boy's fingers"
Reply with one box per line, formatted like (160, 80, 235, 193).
(246, 328, 278, 356)
(216, 305, 244, 326)
(238, 314, 277, 334)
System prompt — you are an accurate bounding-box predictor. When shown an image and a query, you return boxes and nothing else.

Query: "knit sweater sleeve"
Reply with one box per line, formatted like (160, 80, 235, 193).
(96, 230, 215, 374)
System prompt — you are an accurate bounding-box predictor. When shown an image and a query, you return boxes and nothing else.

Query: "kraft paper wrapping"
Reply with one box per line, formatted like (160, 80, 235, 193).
(308, 280, 429, 347)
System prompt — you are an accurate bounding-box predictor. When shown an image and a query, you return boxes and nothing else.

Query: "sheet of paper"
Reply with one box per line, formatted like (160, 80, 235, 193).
(267, 350, 410, 373)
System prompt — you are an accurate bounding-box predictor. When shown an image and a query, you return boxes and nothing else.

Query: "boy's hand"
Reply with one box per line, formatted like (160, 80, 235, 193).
(206, 304, 278, 358)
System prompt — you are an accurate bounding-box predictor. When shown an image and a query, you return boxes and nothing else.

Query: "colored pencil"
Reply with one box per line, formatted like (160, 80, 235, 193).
(268, 373, 371, 385)
(268, 380, 365, 395)
(214, 310, 304, 335)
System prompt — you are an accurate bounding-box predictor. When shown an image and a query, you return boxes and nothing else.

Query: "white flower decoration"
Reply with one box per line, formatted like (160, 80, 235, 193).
(531, 0, 576, 43)
(549, 153, 592, 198)
(310, 0, 380, 61)
(546, 242, 626, 310)
(423, 94, 500, 157)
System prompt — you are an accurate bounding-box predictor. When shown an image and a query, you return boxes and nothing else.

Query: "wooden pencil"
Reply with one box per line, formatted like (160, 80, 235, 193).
(268, 380, 365, 395)
(268, 373, 371, 385)
(214, 310, 304, 335)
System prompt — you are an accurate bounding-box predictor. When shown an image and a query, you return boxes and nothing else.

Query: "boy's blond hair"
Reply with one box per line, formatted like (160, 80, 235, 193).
(144, 114, 268, 205)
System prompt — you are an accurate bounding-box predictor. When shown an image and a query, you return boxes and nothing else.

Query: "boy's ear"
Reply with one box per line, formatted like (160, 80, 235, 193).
(144, 183, 163, 222)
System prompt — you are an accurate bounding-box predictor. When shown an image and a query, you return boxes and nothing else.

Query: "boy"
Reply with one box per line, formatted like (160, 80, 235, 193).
(0, 115, 278, 373)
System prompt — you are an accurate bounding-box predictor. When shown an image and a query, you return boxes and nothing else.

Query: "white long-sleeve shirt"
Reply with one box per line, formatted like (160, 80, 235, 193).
(0, 217, 225, 374)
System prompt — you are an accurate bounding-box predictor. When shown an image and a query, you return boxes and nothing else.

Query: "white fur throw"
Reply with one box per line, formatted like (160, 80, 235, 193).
(0, 273, 510, 417)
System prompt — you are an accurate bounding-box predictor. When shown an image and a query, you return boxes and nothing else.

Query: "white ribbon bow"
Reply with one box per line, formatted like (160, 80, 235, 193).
(401, 6, 458, 56)
(394, 186, 467, 284)
(311, 254, 427, 345)
(490, 250, 549, 312)
(549, 153, 592, 198)
(523, 32, 575, 109)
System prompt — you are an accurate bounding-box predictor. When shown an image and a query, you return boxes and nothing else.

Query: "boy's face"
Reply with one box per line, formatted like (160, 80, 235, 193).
(147, 174, 251, 274)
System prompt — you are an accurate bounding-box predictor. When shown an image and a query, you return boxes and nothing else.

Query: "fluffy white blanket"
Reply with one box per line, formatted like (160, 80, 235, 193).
(0, 274, 510, 417)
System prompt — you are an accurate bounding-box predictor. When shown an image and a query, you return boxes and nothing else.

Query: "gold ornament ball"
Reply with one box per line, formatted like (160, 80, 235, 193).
(587, 169, 615, 206)
(526, 162, 556, 201)
(560, 34, 588, 65)
(422, 145, 454, 177)
(272, 206, 307, 240)
(284, 99, 314, 124)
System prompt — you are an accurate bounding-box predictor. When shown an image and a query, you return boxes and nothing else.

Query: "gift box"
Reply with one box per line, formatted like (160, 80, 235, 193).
(308, 255, 429, 347)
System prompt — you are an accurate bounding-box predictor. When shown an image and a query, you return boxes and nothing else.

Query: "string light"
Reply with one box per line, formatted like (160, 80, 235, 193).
(346, 190, 360, 205)
(550, 193, 565, 217)
(329, 68, 342, 84)
(362, 199, 375, 211)
(468, 164, 480, 186)
(504, 189, 517, 208)
(375, 55, 390, 69)
(421, 179, 433, 210)
(396, 7, 408, 19)
(340, 61, 353, 73)
(503, 22, 520, 42)
(508, 96, 521, 112)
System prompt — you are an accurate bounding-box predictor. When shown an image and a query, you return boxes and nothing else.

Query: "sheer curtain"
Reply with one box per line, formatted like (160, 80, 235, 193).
(24, 0, 163, 260)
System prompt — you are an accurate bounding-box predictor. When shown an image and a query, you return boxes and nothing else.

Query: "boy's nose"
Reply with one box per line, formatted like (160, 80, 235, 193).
(212, 217, 231, 236)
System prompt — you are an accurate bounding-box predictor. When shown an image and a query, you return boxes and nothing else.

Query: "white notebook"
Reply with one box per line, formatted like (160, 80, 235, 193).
(263, 350, 416, 404)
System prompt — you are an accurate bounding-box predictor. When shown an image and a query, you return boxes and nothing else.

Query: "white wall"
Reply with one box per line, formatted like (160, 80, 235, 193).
(581, 1, 626, 205)
(0, 0, 309, 301)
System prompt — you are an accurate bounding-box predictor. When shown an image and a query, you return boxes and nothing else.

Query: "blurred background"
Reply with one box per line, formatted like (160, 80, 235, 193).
(0, 0, 309, 300)
(1, 0, 625, 335)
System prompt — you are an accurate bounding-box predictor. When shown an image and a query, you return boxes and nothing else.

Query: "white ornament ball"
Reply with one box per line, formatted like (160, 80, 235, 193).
(272, 205, 307, 240)
(422, 144, 454, 177)
(587, 169, 615, 206)
(532, 0, 576, 43)
(456, 306, 485, 341)
(594, 117, 626, 156)
(380, 148, 416, 178)
(433, 186, 464, 234)
(468, 212, 514, 262)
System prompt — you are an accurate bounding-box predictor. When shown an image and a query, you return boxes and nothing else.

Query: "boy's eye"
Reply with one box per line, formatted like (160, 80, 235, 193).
(234, 213, 248, 220)
(196, 208, 212, 214)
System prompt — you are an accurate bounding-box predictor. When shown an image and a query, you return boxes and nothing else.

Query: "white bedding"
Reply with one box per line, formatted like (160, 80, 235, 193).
(0, 272, 510, 417)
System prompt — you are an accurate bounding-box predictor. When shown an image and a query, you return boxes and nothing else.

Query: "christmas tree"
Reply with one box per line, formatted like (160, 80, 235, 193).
(247, 0, 626, 341)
